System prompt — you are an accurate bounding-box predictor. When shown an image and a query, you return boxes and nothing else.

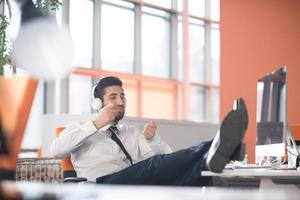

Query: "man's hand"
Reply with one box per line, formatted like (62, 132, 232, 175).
(143, 120, 157, 140)
(92, 103, 118, 129)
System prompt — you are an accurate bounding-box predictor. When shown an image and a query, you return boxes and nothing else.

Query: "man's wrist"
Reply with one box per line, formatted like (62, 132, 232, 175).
(92, 119, 105, 130)
(145, 132, 157, 141)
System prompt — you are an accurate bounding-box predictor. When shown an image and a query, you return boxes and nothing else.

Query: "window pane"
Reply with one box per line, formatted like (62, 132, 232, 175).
(55, 3, 62, 28)
(177, 20, 183, 81)
(188, 0, 205, 17)
(122, 78, 139, 117)
(143, 0, 172, 9)
(70, 0, 93, 67)
(177, 0, 183, 12)
(211, 88, 220, 123)
(142, 7, 170, 78)
(101, 2, 134, 73)
(103, 0, 134, 8)
(211, 0, 220, 21)
(211, 24, 220, 85)
(69, 75, 92, 114)
(142, 82, 175, 119)
(189, 21, 205, 83)
(6, 0, 20, 42)
(190, 86, 205, 122)
(4, 1, 19, 76)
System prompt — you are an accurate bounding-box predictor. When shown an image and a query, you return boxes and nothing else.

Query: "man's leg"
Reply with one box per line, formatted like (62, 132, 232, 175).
(97, 106, 248, 185)
(174, 106, 248, 184)
(97, 141, 211, 185)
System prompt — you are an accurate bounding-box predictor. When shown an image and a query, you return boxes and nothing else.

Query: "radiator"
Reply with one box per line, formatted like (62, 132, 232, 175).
(16, 158, 61, 183)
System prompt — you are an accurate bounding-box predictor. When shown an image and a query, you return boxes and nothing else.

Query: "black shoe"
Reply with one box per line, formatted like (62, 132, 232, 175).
(230, 98, 249, 161)
(206, 109, 247, 173)
(230, 143, 246, 161)
(235, 97, 248, 131)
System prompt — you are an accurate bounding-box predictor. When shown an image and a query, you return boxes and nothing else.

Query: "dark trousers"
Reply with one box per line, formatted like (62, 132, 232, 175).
(96, 141, 212, 186)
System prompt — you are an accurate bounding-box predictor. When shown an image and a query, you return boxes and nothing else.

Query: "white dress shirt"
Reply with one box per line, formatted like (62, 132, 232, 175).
(50, 120, 172, 182)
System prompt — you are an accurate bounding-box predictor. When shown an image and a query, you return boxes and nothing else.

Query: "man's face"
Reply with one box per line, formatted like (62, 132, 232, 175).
(102, 85, 126, 122)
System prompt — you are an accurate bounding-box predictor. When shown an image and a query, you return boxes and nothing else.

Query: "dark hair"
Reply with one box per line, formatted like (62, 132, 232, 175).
(94, 76, 123, 100)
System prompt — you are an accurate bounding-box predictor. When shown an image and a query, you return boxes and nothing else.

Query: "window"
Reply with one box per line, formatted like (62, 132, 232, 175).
(122, 78, 139, 116)
(188, 0, 205, 17)
(189, 19, 205, 83)
(190, 86, 205, 121)
(69, 0, 94, 67)
(210, 0, 220, 21)
(143, 0, 172, 9)
(211, 87, 220, 123)
(53, 0, 220, 122)
(67, 0, 94, 114)
(177, 20, 183, 81)
(68, 74, 92, 114)
(142, 7, 171, 78)
(141, 81, 176, 119)
(101, 1, 135, 73)
(211, 23, 220, 85)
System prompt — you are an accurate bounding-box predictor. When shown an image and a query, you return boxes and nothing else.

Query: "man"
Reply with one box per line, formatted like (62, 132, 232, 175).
(51, 76, 248, 186)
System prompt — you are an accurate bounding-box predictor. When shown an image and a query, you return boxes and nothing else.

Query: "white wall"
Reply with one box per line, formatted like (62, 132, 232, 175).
(41, 114, 219, 157)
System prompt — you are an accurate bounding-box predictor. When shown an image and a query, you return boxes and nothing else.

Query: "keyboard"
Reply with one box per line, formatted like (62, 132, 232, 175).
(225, 163, 272, 169)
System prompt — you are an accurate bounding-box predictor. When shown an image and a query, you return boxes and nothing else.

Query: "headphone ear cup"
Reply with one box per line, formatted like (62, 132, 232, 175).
(91, 98, 102, 111)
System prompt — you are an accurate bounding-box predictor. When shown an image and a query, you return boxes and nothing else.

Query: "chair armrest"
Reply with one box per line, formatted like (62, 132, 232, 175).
(63, 177, 87, 183)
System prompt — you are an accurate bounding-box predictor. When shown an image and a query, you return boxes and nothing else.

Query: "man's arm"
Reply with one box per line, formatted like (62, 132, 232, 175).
(50, 103, 117, 157)
(50, 121, 98, 157)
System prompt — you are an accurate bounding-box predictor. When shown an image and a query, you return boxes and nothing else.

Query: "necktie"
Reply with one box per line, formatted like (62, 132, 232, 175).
(108, 126, 133, 165)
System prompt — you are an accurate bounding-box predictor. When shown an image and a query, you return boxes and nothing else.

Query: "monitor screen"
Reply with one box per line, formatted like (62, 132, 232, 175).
(256, 66, 287, 162)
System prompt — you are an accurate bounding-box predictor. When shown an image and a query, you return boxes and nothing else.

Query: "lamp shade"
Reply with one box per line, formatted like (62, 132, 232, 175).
(13, 17, 74, 80)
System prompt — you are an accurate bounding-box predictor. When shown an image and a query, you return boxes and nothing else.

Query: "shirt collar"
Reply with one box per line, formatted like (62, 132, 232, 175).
(100, 123, 121, 134)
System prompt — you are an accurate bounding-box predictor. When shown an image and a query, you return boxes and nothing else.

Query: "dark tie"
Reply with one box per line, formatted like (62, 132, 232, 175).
(108, 126, 133, 165)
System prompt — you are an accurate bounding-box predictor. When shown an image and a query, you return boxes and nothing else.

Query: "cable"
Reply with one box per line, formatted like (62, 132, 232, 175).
(287, 148, 299, 157)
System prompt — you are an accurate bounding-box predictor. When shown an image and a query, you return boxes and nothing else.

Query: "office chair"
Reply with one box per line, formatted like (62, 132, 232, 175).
(55, 127, 87, 183)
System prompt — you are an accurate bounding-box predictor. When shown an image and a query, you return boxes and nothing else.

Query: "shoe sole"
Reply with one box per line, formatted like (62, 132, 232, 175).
(236, 97, 248, 131)
(229, 98, 249, 161)
(207, 110, 245, 173)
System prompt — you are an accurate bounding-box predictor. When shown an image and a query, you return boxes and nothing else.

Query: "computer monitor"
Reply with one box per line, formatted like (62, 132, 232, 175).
(255, 66, 287, 164)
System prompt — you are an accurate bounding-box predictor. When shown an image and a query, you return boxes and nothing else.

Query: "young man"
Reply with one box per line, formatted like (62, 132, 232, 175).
(51, 76, 248, 186)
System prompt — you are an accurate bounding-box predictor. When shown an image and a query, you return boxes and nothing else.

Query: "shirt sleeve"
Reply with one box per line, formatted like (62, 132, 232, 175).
(50, 120, 98, 157)
(138, 135, 155, 160)
(144, 132, 173, 154)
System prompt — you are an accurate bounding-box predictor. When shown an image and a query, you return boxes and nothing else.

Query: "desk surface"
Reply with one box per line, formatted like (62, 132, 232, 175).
(202, 169, 300, 177)
(1, 181, 300, 200)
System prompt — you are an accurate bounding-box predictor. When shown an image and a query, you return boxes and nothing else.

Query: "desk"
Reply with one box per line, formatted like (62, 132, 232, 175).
(1, 181, 300, 200)
(202, 168, 300, 189)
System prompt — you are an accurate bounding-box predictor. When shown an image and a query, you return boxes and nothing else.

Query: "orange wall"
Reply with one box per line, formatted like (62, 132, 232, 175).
(220, 0, 300, 163)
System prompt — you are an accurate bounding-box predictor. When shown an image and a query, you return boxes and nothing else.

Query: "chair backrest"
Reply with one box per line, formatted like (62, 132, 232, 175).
(55, 127, 77, 179)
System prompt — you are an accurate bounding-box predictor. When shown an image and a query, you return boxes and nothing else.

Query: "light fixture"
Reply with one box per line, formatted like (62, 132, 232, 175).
(13, 0, 74, 80)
